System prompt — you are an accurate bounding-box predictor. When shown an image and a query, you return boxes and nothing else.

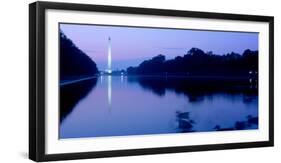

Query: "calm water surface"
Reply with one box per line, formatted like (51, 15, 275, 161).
(59, 75, 258, 139)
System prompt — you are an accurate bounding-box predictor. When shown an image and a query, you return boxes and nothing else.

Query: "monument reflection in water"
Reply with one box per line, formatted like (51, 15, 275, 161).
(59, 75, 258, 139)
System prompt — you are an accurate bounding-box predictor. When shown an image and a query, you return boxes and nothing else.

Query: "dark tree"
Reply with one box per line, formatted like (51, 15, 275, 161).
(127, 47, 258, 77)
(60, 31, 98, 80)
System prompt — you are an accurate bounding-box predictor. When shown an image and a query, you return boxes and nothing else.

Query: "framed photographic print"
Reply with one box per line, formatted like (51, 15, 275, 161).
(29, 1, 274, 162)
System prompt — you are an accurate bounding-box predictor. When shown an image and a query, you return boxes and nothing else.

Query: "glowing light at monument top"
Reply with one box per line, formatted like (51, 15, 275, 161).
(107, 37, 112, 73)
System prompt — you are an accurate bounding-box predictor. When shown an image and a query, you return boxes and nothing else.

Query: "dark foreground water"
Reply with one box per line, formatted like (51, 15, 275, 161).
(59, 75, 258, 139)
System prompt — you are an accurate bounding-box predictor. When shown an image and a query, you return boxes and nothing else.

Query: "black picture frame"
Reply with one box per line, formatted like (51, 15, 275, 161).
(29, 1, 274, 162)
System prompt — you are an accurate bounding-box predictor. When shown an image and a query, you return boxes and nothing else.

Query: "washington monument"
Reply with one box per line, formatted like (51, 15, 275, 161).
(107, 37, 112, 74)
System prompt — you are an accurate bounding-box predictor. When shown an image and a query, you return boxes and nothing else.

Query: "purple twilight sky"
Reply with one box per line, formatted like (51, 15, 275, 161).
(60, 23, 258, 71)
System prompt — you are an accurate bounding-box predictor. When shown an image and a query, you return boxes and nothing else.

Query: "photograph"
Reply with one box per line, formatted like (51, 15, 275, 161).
(59, 23, 259, 139)
(29, 2, 274, 161)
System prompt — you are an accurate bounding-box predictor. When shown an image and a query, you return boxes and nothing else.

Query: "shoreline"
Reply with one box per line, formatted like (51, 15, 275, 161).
(60, 74, 257, 86)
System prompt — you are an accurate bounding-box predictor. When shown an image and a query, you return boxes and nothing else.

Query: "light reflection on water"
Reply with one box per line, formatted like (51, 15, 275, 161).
(107, 76, 112, 111)
(59, 76, 258, 139)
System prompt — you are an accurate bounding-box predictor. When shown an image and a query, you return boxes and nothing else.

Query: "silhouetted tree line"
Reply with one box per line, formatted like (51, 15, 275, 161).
(60, 31, 98, 80)
(127, 48, 258, 76)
